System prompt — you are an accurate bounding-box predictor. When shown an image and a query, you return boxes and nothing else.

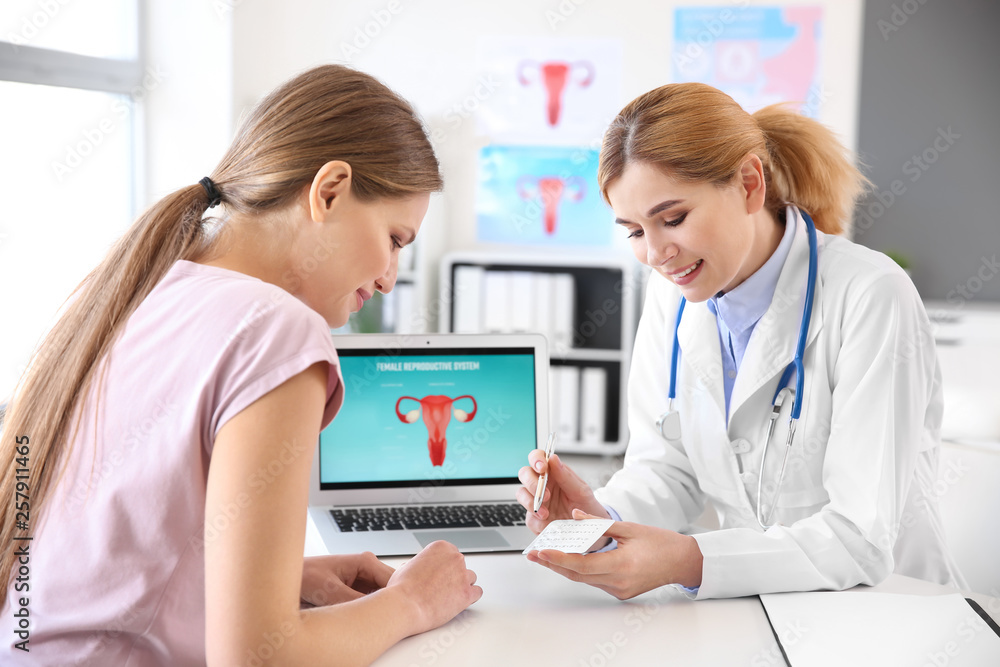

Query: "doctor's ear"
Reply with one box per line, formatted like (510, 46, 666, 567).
(308, 160, 354, 223)
(737, 154, 767, 215)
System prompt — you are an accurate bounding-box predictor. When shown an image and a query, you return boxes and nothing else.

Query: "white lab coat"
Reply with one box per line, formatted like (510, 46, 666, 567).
(595, 208, 967, 599)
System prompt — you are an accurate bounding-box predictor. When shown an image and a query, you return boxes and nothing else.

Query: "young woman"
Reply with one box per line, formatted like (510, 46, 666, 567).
(518, 82, 966, 600)
(0, 65, 481, 665)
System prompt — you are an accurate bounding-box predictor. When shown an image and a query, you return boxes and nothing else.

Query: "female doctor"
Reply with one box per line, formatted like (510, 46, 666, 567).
(517, 82, 966, 600)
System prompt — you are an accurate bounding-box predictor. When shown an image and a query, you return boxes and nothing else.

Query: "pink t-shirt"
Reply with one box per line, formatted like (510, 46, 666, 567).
(1, 260, 344, 666)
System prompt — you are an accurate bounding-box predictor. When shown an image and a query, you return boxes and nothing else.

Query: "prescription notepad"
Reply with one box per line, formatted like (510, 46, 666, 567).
(522, 519, 614, 554)
(759, 591, 1000, 667)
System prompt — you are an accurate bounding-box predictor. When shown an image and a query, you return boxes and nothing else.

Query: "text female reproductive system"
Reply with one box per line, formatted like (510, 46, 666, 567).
(395, 395, 478, 466)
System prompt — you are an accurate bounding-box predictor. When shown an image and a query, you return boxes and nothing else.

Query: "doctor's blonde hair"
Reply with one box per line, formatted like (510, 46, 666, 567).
(597, 82, 869, 235)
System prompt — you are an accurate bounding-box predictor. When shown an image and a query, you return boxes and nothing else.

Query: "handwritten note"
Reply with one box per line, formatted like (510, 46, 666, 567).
(522, 519, 614, 555)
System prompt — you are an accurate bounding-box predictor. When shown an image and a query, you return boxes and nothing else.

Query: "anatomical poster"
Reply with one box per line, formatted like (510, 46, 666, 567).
(319, 352, 537, 485)
(672, 6, 824, 117)
(475, 36, 622, 146)
(475, 145, 613, 247)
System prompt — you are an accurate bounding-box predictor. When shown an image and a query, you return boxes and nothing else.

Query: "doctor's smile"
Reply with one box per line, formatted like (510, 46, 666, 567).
(517, 80, 966, 605)
(667, 259, 703, 285)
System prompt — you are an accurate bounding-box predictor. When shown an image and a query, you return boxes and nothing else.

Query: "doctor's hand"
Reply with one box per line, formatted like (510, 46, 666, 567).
(525, 510, 704, 600)
(516, 452, 610, 534)
(300, 552, 394, 607)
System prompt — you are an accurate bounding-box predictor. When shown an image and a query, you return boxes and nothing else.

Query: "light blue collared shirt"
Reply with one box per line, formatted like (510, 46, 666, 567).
(705, 210, 796, 421)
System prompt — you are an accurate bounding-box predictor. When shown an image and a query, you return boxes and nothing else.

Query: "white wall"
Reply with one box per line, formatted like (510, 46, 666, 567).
(143, 0, 234, 205)
(228, 0, 864, 327)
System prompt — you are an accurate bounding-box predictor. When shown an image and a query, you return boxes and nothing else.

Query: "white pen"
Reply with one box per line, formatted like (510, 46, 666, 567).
(533, 432, 556, 513)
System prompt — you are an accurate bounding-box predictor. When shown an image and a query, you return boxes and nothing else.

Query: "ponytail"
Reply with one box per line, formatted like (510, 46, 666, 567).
(599, 82, 870, 235)
(0, 185, 213, 606)
(1, 63, 443, 604)
(753, 104, 870, 235)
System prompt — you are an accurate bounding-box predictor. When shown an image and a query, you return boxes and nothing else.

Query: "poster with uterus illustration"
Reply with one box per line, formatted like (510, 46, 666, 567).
(476, 145, 612, 246)
(475, 36, 622, 145)
(672, 6, 824, 117)
(319, 353, 537, 485)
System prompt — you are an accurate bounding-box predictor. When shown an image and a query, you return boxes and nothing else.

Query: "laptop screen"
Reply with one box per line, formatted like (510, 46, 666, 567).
(319, 347, 538, 490)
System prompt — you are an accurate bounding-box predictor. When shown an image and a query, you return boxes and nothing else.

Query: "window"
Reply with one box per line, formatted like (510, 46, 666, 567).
(0, 1, 141, 399)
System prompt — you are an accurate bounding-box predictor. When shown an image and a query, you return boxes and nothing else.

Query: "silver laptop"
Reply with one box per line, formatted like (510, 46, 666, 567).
(308, 333, 547, 555)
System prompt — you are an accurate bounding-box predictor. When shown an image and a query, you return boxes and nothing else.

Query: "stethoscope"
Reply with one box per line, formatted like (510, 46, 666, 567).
(655, 208, 819, 530)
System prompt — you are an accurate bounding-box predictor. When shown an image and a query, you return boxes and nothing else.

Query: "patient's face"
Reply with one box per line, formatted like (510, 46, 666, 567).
(290, 191, 427, 327)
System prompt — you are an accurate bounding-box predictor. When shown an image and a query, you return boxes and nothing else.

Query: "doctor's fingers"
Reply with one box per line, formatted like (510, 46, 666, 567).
(514, 485, 554, 529)
(532, 552, 637, 600)
(547, 455, 594, 496)
(517, 464, 542, 491)
(527, 448, 550, 474)
(532, 551, 626, 584)
(534, 549, 619, 577)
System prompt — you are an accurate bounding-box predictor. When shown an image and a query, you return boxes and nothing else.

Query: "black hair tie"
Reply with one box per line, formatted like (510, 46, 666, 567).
(199, 176, 222, 208)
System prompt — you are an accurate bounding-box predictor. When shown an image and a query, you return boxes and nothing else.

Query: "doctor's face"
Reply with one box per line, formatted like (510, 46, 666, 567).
(607, 161, 761, 302)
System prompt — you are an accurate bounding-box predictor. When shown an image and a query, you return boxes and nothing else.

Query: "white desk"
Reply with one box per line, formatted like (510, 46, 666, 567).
(305, 520, 1000, 666)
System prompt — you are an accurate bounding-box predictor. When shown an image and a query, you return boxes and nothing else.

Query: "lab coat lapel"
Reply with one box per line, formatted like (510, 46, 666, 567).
(727, 209, 825, 421)
(676, 298, 727, 421)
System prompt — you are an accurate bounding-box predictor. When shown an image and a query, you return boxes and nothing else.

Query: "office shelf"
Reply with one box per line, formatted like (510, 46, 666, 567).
(440, 251, 638, 455)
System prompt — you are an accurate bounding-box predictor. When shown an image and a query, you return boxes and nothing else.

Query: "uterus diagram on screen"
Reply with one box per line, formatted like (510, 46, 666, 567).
(517, 59, 594, 127)
(518, 175, 586, 235)
(395, 395, 479, 467)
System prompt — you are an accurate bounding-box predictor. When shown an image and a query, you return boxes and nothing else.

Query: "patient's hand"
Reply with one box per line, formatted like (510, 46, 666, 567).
(300, 552, 394, 607)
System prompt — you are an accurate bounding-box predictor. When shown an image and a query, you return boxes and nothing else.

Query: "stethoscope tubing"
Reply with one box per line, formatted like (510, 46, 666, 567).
(663, 207, 820, 529)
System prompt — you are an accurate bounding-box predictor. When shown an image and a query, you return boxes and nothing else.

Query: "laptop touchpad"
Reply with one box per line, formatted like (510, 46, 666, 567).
(414, 529, 510, 550)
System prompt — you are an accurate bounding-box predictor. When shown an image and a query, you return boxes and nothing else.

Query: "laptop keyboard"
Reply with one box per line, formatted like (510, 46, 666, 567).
(330, 502, 527, 532)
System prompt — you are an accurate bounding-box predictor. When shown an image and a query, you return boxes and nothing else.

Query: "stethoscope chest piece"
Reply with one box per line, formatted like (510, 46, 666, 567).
(657, 206, 820, 530)
(656, 405, 682, 441)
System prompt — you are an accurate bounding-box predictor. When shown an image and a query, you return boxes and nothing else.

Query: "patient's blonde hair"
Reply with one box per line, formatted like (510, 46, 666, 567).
(0, 64, 442, 604)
